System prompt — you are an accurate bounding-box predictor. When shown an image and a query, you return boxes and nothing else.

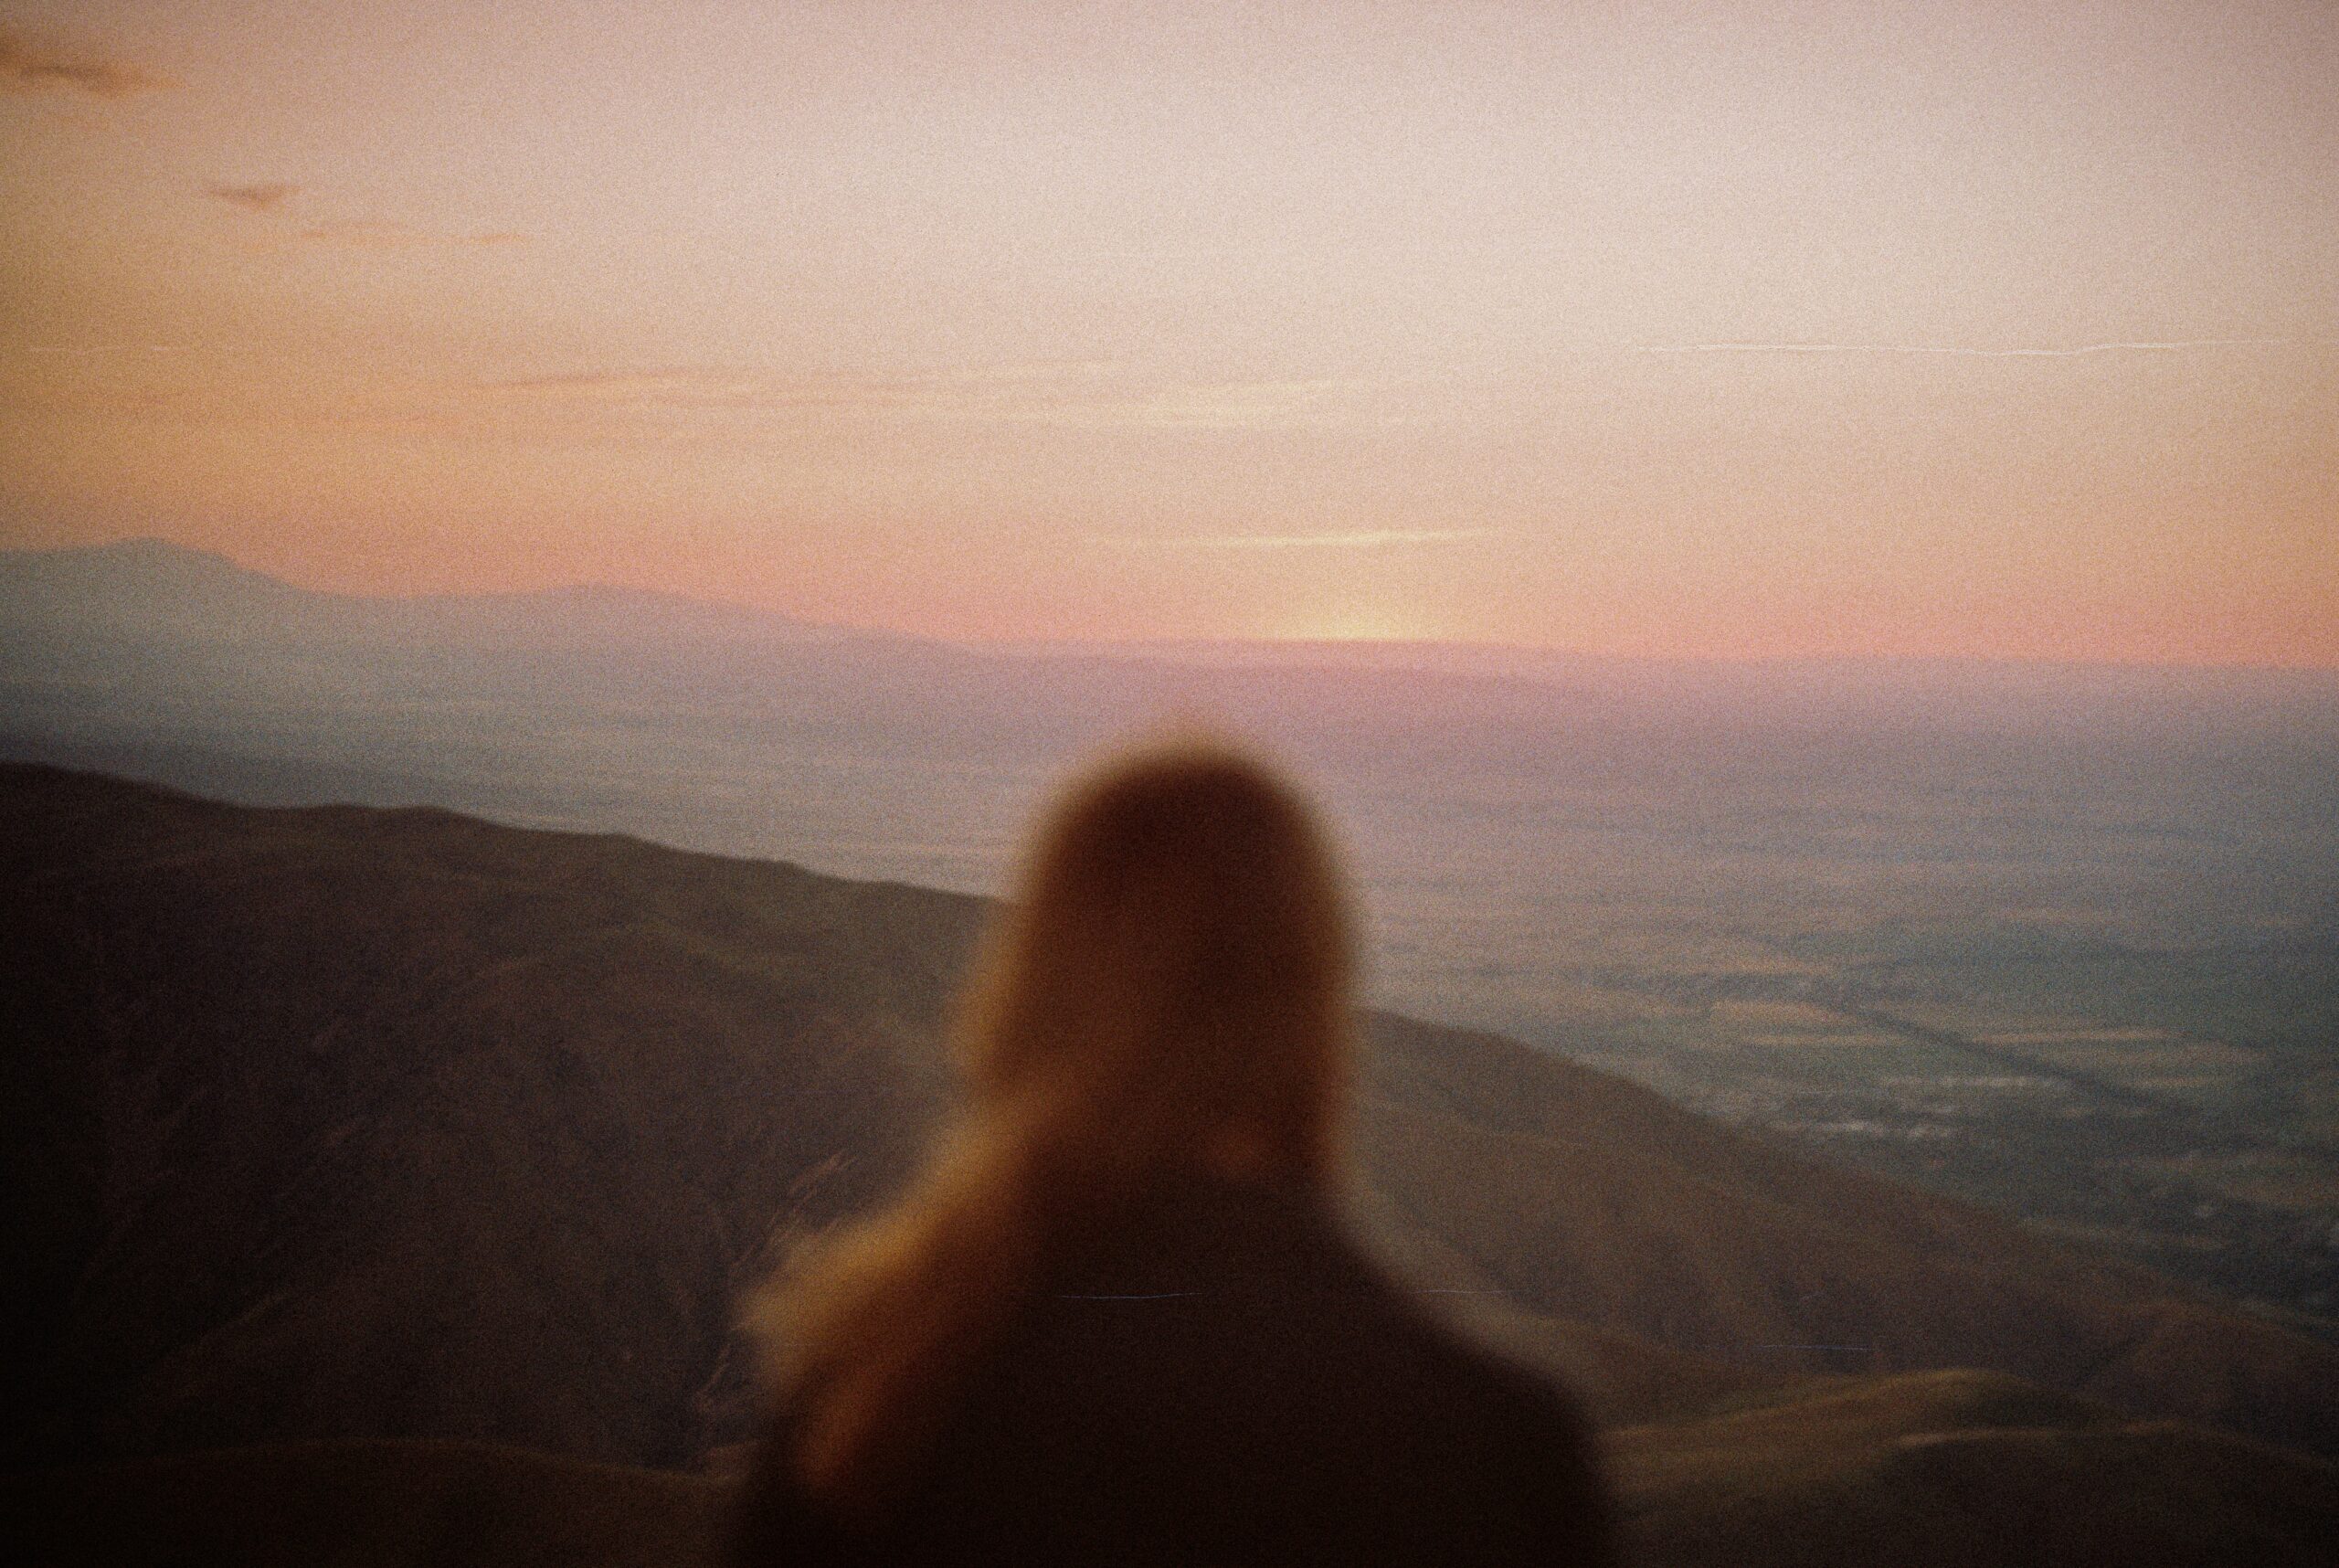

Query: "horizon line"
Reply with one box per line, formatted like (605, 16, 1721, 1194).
(6, 534, 2335, 677)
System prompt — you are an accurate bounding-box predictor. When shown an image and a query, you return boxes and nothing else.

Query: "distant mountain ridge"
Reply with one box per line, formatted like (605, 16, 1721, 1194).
(14, 535, 2336, 706)
(6, 761, 2336, 1478)
(9, 532, 2332, 925)
(0, 538, 863, 651)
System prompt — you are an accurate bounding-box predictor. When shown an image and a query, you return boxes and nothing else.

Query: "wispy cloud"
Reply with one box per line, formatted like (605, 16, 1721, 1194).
(464, 365, 1371, 430)
(1108, 527, 1505, 551)
(472, 368, 867, 410)
(1611, 338, 2292, 359)
(207, 182, 299, 213)
(1000, 378, 1359, 430)
(483, 370, 746, 399)
(22, 343, 188, 355)
(897, 357, 1123, 387)
(0, 25, 175, 99)
(256, 220, 532, 253)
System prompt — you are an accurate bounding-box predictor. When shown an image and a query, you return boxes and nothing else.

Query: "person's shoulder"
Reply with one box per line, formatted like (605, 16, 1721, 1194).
(962, 1173, 1616, 1565)
(1247, 1219, 1616, 1568)
(1270, 1200, 1614, 1547)
(1377, 1276, 1597, 1450)
(1435, 1327, 1616, 1564)
(1147, 1176, 1591, 1429)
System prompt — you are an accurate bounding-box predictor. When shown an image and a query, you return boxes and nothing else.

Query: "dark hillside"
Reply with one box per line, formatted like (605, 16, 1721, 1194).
(5, 1440, 726, 1568)
(13, 1394, 2335, 1568)
(1353, 1022, 2339, 1451)
(5, 762, 2336, 1476)
(1607, 1369, 2339, 1568)
(3, 766, 968, 1467)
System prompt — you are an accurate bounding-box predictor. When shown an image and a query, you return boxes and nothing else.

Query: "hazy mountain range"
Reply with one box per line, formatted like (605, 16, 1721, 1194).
(6, 536, 2333, 1014)
(7, 763, 2337, 1565)
(7, 539, 2333, 883)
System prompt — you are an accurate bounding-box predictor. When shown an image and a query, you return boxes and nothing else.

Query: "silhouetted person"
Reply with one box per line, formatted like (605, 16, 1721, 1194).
(733, 740, 1614, 1566)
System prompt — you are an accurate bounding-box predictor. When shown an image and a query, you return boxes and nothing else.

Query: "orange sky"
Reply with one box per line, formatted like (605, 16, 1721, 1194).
(2, 1, 2334, 662)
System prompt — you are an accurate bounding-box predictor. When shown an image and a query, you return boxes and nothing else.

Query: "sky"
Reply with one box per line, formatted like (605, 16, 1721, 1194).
(1, 0, 2334, 662)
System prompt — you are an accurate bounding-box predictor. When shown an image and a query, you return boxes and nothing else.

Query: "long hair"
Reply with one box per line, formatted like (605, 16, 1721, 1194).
(751, 736, 1356, 1514)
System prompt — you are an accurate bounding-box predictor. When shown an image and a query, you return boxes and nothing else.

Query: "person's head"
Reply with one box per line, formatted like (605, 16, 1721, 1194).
(957, 736, 1354, 1179)
(755, 736, 1356, 1510)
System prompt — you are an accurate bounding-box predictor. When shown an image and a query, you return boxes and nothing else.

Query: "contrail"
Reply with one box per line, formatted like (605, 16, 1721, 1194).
(1107, 527, 1503, 551)
(1615, 337, 2291, 358)
(22, 344, 188, 355)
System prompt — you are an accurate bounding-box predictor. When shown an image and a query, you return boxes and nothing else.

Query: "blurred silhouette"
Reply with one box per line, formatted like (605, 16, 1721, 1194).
(733, 738, 1614, 1565)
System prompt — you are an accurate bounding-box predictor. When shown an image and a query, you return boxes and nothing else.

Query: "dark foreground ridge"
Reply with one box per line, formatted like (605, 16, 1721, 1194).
(12, 1385, 2337, 1568)
(5, 762, 2337, 1563)
(8, 1440, 726, 1568)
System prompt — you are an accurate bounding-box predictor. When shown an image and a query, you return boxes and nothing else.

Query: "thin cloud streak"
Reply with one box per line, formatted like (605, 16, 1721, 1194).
(1106, 528, 1506, 551)
(898, 358, 1123, 386)
(480, 370, 763, 400)
(463, 366, 1368, 431)
(23, 344, 189, 355)
(208, 182, 300, 213)
(991, 379, 1360, 430)
(0, 26, 175, 98)
(478, 363, 1124, 402)
(252, 221, 532, 254)
(1610, 338, 2296, 358)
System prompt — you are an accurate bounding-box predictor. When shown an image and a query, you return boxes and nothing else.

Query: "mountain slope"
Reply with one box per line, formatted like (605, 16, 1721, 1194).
(6, 1440, 726, 1568)
(1352, 1024, 2339, 1450)
(5, 761, 2335, 1474)
(1607, 1369, 2339, 1568)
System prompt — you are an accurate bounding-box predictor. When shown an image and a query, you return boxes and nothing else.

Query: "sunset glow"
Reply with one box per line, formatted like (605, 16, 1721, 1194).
(2, 0, 2334, 662)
